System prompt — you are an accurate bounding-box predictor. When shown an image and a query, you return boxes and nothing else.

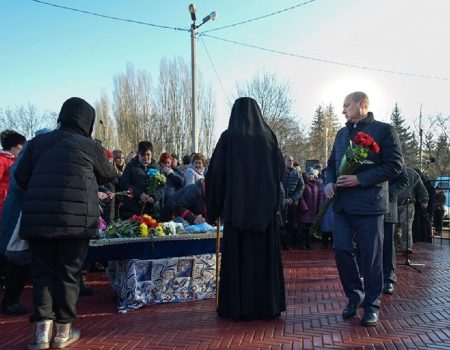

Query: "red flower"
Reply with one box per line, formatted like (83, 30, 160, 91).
(353, 132, 380, 154)
(130, 215, 144, 224)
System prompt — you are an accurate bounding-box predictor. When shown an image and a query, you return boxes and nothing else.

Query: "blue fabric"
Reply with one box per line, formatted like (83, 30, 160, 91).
(333, 212, 384, 312)
(184, 223, 214, 232)
(86, 237, 221, 263)
(109, 254, 217, 313)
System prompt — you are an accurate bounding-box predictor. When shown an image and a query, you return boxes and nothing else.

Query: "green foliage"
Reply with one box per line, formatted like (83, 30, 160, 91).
(390, 103, 419, 167)
(307, 104, 340, 164)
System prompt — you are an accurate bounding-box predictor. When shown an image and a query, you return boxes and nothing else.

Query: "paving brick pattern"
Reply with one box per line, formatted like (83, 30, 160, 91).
(1, 242, 449, 349)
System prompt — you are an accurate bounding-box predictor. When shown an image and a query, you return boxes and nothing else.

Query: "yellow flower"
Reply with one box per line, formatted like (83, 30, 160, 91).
(142, 214, 151, 219)
(140, 223, 149, 237)
(156, 224, 164, 236)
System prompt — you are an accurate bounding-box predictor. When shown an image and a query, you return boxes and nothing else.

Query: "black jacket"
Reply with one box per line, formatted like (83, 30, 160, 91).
(206, 97, 283, 231)
(397, 167, 429, 206)
(385, 166, 409, 223)
(325, 112, 403, 215)
(281, 168, 304, 204)
(160, 180, 205, 224)
(118, 157, 164, 219)
(14, 97, 116, 240)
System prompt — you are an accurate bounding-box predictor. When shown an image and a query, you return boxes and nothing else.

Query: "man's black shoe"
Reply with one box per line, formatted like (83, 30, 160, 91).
(383, 283, 394, 294)
(361, 311, 379, 326)
(342, 300, 363, 319)
(1, 303, 28, 315)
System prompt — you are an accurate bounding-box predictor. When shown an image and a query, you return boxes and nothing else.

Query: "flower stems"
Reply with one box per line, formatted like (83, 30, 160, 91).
(309, 198, 331, 239)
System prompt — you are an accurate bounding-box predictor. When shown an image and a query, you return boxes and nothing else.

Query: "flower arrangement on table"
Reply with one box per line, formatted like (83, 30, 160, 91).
(101, 214, 163, 238)
(310, 131, 380, 238)
(100, 214, 186, 239)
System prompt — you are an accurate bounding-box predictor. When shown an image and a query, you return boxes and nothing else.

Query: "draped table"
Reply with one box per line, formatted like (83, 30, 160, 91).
(88, 232, 222, 312)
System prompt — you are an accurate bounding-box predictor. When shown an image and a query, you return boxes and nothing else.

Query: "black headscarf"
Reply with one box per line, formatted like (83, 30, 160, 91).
(206, 97, 283, 232)
(57, 97, 95, 137)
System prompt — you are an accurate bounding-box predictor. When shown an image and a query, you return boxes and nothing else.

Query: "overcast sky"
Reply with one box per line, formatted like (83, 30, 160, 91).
(1, 0, 449, 139)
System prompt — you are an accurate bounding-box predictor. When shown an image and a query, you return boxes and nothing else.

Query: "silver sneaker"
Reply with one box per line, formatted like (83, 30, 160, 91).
(51, 322, 80, 349)
(27, 320, 53, 350)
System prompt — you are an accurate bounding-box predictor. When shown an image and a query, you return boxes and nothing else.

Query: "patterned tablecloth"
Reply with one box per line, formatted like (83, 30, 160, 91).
(87, 232, 222, 263)
(108, 253, 217, 313)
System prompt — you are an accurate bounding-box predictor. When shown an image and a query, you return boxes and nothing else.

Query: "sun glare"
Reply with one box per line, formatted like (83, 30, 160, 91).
(320, 76, 390, 121)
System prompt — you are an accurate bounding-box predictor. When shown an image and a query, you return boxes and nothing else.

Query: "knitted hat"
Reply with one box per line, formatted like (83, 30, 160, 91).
(305, 167, 319, 177)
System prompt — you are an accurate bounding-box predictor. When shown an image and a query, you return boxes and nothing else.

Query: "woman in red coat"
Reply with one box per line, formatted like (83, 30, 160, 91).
(0, 130, 26, 296)
(0, 130, 26, 218)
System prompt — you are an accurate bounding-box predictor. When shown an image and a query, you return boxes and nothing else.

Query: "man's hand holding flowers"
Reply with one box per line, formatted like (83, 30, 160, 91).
(336, 175, 360, 188)
(139, 192, 154, 204)
(313, 131, 380, 233)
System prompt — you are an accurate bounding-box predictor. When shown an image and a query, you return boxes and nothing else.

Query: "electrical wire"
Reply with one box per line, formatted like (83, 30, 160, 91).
(199, 34, 233, 106)
(201, 0, 317, 34)
(203, 34, 448, 81)
(31, 0, 448, 81)
(31, 0, 189, 32)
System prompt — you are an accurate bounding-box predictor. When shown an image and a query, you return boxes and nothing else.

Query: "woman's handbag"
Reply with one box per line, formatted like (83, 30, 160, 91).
(5, 212, 31, 265)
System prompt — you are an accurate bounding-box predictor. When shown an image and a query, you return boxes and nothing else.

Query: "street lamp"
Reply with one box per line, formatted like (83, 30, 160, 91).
(189, 4, 218, 153)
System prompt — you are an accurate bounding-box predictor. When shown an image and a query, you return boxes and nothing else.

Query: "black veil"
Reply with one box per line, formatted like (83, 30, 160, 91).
(206, 97, 283, 231)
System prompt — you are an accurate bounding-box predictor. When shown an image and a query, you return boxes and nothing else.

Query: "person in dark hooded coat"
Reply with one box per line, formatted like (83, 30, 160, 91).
(14, 97, 116, 350)
(206, 97, 286, 320)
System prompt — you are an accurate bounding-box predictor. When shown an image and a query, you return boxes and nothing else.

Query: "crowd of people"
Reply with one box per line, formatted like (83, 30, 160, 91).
(0, 92, 447, 349)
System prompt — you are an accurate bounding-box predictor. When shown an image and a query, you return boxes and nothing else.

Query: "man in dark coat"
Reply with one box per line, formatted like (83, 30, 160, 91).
(206, 97, 286, 320)
(324, 91, 403, 326)
(15, 97, 116, 349)
(382, 166, 408, 295)
(281, 154, 304, 250)
(160, 179, 206, 225)
(396, 167, 429, 253)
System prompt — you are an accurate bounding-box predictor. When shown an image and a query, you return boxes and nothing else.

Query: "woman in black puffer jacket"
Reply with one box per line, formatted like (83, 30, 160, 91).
(15, 97, 116, 350)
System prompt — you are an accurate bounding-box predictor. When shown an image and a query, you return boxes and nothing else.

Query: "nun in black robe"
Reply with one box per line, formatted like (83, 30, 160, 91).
(206, 97, 286, 320)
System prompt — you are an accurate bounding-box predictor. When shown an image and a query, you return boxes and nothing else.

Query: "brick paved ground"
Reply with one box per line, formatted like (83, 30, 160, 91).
(1, 241, 449, 349)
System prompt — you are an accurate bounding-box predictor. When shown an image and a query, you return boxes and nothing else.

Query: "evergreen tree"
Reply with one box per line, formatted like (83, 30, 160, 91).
(307, 104, 340, 163)
(390, 103, 419, 167)
(430, 132, 450, 179)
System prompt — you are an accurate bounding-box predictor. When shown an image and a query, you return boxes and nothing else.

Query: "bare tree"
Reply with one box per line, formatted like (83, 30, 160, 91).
(154, 57, 192, 157)
(0, 103, 56, 139)
(94, 93, 117, 149)
(101, 58, 215, 159)
(153, 57, 216, 158)
(113, 63, 154, 153)
(418, 113, 450, 179)
(198, 83, 216, 157)
(235, 71, 306, 160)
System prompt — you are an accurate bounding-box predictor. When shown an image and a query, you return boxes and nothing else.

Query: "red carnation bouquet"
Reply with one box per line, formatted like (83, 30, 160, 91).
(310, 131, 380, 237)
